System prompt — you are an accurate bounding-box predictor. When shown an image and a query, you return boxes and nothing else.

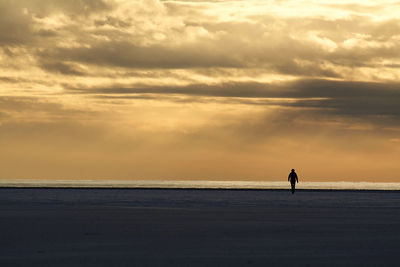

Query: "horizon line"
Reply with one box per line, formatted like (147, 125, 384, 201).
(1, 179, 400, 191)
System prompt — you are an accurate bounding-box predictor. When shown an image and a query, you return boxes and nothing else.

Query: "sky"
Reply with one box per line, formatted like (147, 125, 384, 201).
(0, 0, 400, 182)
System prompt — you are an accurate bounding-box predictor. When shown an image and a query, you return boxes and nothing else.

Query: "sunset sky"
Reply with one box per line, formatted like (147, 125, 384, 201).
(1, 0, 399, 181)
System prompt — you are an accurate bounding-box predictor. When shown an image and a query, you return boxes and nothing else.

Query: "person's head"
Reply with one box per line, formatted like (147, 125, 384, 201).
(291, 169, 295, 172)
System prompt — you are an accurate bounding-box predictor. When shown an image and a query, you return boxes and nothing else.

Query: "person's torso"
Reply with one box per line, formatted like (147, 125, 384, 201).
(289, 172, 297, 183)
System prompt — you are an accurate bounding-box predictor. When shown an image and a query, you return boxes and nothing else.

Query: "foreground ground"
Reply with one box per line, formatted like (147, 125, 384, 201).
(0, 188, 399, 266)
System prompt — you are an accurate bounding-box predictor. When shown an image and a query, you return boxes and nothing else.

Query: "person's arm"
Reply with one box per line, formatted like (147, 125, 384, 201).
(288, 174, 291, 182)
(296, 174, 299, 183)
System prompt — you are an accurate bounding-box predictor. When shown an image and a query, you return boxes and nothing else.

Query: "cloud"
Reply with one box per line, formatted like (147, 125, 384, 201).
(0, 1, 33, 45)
(39, 61, 86, 76)
(1, 0, 114, 17)
(0, 0, 114, 45)
(1, 0, 400, 180)
(1, 0, 400, 82)
(64, 78, 400, 119)
(1, 94, 399, 180)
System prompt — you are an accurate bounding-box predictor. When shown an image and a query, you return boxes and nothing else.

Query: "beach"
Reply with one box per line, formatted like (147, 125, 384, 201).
(1, 188, 399, 266)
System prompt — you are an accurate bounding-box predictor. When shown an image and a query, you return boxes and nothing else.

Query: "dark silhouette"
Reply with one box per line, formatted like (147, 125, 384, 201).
(288, 169, 299, 194)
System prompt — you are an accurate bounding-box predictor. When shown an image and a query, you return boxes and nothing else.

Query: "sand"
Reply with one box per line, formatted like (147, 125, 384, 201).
(0, 188, 399, 266)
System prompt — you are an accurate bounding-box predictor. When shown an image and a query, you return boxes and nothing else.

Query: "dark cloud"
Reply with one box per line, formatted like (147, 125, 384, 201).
(0, 76, 22, 83)
(38, 41, 244, 69)
(0, 1, 33, 45)
(66, 78, 400, 99)
(94, 16, 132, 28)
(287, 97, 400, 118)
(39, 61, 86, 76)
(65, 79, 400, 120)
(35, 21, 335, 73)
(35, 29, 58, 38)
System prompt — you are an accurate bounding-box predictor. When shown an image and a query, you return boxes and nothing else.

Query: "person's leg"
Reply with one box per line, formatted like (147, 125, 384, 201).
(291, 183, 295, 194)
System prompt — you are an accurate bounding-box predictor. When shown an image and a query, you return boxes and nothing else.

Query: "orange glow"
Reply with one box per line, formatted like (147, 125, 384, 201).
(1, 0, 399, 182)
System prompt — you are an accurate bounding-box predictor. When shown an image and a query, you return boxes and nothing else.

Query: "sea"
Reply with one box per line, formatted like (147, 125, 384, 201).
(1, 179, 400, 266)
(1, 179, 400, 190)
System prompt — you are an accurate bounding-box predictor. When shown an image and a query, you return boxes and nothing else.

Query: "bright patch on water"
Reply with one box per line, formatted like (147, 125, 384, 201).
(1, 179, 400, 190)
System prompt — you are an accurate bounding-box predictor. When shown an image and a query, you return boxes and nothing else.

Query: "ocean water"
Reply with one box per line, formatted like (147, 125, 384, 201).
(1, 188, 400, 266)
(1, 187, 399, 209)
(1, 179, 400, 190)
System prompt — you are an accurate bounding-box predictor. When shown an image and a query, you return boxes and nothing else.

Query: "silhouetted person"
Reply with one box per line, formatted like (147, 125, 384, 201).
(288, 169, 298, 194)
